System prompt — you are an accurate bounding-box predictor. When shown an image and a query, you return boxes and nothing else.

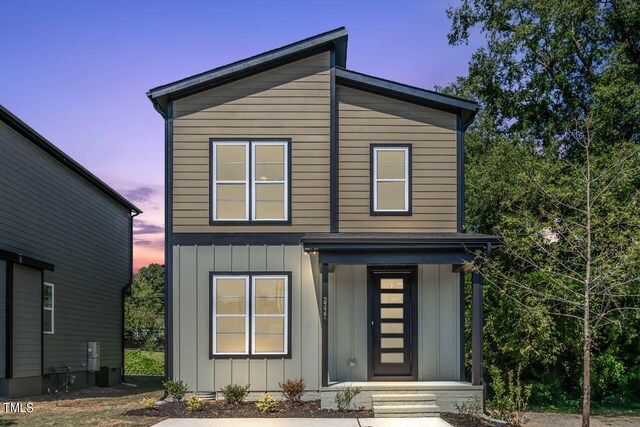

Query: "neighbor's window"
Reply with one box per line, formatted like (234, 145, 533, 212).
(212, 140, 288, 222)
(211, 274, 289, 356)
(372, 145, 410, 213)
(43, 282, 54, 334)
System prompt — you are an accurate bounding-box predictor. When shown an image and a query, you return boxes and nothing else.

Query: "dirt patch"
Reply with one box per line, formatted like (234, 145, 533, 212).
(126, 400, 372, 419)
(442, 413, 503, 427)
(525, 412, 640, 427)
(0, 376, 164, 427)
(441, 412, 640, 427)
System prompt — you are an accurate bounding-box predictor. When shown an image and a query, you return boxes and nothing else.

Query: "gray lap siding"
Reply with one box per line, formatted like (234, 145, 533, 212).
(0, 121, 131, 382)
(0, 260, 5, 378)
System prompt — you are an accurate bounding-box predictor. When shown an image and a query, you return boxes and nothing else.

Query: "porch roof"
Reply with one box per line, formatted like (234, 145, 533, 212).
(302, 232, 502, 265)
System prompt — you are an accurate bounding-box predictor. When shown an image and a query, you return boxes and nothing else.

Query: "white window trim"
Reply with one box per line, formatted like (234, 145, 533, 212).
(251, 275, 288, 355)
(211, 275, 250, 355)
(251, 141, 288, 221)
(373, 146, 410, 212)
(43, 282, 54, 334)
(211, 141, 250, 221)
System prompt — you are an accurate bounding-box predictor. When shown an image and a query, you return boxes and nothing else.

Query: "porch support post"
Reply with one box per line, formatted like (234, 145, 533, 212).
(472, 271, 483, 386)
(459, 271, 465, 381)
(321, 263, 329, 387)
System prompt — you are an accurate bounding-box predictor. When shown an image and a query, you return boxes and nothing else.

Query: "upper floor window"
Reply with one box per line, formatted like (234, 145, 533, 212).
(371, 145, 411, 215)
(43, 282, 54, 334)
(211, 140, 289, 223)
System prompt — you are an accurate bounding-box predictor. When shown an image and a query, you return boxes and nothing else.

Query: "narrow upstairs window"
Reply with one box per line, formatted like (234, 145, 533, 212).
(372, 145, 411, 214)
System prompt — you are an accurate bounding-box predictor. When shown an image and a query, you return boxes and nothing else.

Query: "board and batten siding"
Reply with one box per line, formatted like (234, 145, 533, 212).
(337, 85, 458, 232)
(172, 244, 321, 393)
(0, 121, 131, 379)
(329, 264, 461, 382)
(172, 52, 331, 233)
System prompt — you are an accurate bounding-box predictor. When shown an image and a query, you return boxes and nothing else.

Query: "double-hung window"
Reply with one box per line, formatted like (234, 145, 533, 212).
(211, 273, 289, 357)
(43, 282, 54, 334)
(371, 145, 411, 214)
(211, 140, 289, 222)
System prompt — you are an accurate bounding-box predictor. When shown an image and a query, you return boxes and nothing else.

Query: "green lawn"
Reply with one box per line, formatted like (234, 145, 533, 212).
(125, 349, 164, 362)
(124, 349, 164, 376)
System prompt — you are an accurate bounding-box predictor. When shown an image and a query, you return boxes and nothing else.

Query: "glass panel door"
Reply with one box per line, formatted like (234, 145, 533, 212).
(370, 268, 417, 379)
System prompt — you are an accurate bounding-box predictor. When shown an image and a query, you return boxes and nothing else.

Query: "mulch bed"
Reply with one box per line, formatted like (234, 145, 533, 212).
(442, 413, 503, 427)
(127, 400, 373, 418)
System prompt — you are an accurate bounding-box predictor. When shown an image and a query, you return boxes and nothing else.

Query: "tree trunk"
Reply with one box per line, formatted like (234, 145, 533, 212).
(582, 130, 592, 427)
(582, 323, 591, 427)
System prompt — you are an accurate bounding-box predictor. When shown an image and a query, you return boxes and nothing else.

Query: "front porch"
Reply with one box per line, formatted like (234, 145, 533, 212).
(302, 233, 500, 412)
(320, 381, 483, 412)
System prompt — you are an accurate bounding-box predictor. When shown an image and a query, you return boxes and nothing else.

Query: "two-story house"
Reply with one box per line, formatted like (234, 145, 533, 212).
(0, 105, 141, 397)
(147, 28, 500, 415)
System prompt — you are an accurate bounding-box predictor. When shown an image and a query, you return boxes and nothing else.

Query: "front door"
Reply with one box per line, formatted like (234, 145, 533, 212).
(368, 266, 418, 380)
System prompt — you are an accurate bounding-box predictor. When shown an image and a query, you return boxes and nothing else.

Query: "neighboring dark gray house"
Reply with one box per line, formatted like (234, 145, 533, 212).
(0, 105, 141, 398)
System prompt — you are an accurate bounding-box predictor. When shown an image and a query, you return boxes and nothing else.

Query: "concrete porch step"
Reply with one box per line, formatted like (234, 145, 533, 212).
(372, 393, 436, 404)
(373, 403, 441, 418)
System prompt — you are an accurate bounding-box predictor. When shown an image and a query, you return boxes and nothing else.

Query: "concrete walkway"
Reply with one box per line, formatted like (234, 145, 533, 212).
(153, 418, 453, 427)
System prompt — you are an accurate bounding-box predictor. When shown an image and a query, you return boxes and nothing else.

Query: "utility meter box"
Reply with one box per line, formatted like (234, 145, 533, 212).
(87, 342, 100, 372)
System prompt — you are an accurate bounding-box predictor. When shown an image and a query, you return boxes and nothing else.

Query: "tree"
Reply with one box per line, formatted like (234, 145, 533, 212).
(125, 263, 164, 350)
(476, 117, 640, 425)
(447, 1, 640, 425)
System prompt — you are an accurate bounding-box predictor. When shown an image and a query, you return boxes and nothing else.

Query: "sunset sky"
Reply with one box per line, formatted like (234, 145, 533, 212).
(1, 1, 482, 271)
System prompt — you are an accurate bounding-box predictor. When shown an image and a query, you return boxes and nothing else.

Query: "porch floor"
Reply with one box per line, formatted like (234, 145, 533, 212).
(322, 381, 480, 391)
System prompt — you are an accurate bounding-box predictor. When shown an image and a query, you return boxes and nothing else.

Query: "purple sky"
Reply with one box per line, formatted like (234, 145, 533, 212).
(0, 1, 482, 270)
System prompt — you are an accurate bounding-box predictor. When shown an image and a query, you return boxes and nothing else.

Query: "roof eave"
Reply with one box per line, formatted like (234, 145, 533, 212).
(147, 27, 348, 115)
(335, 68, 478, 125)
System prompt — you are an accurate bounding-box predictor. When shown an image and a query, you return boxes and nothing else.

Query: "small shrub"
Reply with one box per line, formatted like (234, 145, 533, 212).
(185, 395, 205, 412)
(335, 385, 362, 411)
(220, 383, 250, 405)
(279, 378, 305, 403)
(125, 350, 164, 376)
(488, 366, 531, 426)
(455, 396, 482, 417)
(256, 393, 279, 413)
(163, 379, 189, 402)
(142, 397, 157, 410)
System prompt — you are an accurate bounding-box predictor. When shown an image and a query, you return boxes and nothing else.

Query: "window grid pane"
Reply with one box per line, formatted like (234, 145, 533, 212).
(252, 276, 288, 354)
(213, 142, 249, 220)
(252, 143, 287, 221)
(213, 276, 249, 354)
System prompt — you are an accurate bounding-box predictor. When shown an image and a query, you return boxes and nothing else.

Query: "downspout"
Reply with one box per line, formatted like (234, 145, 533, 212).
(122, 210, 140, 383)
